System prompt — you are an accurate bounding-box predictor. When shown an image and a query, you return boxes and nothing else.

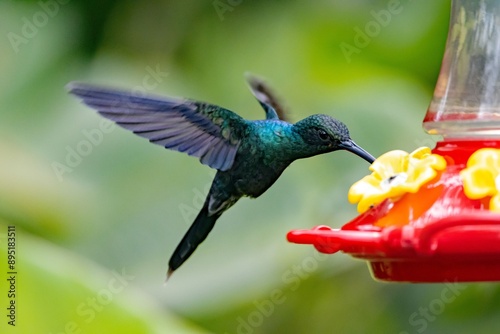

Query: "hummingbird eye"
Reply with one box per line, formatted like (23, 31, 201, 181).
(317, 129, 329, 141)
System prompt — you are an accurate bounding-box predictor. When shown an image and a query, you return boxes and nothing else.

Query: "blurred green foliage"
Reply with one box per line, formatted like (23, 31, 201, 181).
(2, 0, 500, 333)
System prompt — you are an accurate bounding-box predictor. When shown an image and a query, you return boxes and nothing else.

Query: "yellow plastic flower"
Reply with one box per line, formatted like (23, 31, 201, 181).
(460, 148, 500, 212)
(348, 147, 447, 213)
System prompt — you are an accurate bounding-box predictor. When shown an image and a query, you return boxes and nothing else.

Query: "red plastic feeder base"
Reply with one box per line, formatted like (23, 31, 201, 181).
(287, 140, 500, 283)
(370, 258, 500, 283)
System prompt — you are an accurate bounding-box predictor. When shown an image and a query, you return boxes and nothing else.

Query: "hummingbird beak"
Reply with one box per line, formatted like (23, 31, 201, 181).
(339, 140, 375, 163)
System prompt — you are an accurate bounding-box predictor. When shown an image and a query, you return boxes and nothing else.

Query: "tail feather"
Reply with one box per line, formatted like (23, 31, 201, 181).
(168, 203, 220, 275)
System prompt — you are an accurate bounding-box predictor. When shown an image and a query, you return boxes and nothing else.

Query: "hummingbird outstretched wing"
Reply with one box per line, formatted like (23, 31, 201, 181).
(246, 73, 289, 122)
(67, 83, 246, 171)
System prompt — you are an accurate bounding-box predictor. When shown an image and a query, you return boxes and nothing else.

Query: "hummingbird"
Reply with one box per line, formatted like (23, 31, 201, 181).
(68, 74, 375, 279)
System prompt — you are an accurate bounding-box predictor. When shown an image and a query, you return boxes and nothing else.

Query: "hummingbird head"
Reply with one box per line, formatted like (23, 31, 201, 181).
(294, 114, 375, 163)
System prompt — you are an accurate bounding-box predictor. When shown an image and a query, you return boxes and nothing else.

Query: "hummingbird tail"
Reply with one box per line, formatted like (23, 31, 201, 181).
(168, 203, 220, 275)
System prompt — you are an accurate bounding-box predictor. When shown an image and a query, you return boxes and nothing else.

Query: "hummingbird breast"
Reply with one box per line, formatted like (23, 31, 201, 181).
(228, 147, 293, 198)
(220, 157, 289, 199)
(211, 120, 297, 199)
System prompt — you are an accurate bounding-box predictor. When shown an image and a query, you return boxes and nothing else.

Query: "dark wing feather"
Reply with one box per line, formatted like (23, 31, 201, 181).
(245, 73, 289, 122)
(67, 82, 246, 171)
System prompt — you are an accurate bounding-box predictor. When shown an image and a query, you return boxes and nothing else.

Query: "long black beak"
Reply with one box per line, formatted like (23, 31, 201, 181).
(339, 140, 375, 163)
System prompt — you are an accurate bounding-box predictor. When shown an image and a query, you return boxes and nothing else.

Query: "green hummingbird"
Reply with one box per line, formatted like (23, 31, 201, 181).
(68, 74, 375, 279)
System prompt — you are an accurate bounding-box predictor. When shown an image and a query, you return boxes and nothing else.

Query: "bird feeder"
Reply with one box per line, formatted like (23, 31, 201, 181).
(287, 0, 500, 282)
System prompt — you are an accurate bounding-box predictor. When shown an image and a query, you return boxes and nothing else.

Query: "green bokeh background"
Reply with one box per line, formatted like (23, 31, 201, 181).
(1, 0, 500, 333)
